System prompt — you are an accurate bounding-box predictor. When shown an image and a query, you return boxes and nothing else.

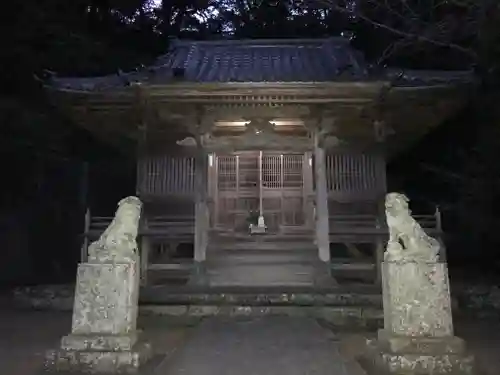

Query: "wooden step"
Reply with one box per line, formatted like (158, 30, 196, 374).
(211, 241, 317, 252)
(207, 263, 318, 287)
(207, 246, 318, 259)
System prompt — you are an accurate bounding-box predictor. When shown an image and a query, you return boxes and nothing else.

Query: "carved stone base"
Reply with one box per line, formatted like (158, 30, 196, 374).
(45, 261, 153, 373)
(45, 333, 152, 374)
(359, 333, 476, 375)
(382, 260, 454, 337)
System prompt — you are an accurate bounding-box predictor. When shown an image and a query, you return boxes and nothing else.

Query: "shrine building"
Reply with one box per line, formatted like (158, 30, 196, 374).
(44, 37, 472, 287)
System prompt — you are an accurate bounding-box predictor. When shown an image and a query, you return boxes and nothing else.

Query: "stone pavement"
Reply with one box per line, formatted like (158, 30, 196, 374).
(159, 316, 364, 375)
(0, 309, 197, 375)
(1, 307, 499, 375)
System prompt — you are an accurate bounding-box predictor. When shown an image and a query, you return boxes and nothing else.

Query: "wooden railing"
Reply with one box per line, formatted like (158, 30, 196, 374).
(329, 209, 442, 238)
(81, 209, 195, 262)
(328, 207, 443, 285)
(82, 211, 195, 238)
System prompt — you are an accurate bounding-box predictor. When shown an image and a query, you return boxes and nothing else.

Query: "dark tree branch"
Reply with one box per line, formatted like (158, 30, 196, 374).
(305, 0, 480, 60)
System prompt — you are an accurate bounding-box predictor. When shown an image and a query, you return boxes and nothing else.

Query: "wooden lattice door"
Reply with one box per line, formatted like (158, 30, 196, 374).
(214, 152, 307, 233)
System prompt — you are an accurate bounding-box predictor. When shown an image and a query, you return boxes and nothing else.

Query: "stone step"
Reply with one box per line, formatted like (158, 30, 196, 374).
(11, 284, 383, 331)
(139, 286, 382, 307)
(208, 280, 315, 287)
(139, 304, 383, 330)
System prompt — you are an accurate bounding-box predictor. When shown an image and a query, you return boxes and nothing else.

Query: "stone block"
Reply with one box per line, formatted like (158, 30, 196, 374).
(357, 337, 477, 375)
(382, 260, 453, 337)
(61, 333, 138, 352)
(377, 330, 466, 355)
(45, 341, 152, 374)
(364, 349, 475, 375)
(357, 260, 478, 374)
(71, 262, 139, 335)
(46, 261, 151, 373)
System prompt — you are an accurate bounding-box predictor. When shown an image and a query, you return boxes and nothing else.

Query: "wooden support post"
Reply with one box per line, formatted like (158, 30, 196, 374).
(303, 152, 314, 229)
(435, 205, 442, 232)
(375, 239, 384, 286)
(374, 218, 384, 285)
(81, 208, 90, 263)
(314, 133, 330, 263)
(79, 161, 89, 264)
(194, 146, 208, 263)
(435, 205, 447, 262)
(139, 218, 149, 286)
(140, 237, 150, 287)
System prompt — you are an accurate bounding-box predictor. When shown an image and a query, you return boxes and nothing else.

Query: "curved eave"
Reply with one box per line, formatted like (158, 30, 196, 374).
(44, 79, 473, 155)
(45, 80, 390, 105)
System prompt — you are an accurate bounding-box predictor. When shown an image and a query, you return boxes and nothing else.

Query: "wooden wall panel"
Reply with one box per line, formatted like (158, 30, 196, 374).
(137, 155, 195, 196)
(325, 152, 386, 201)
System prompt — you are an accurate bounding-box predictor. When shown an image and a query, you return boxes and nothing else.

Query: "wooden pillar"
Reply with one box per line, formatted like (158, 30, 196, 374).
(140, 218, 150, 287)
(194, 145, 209, 263)
(435, 205, 447, 262)
(375, 218, 384, 285)
(314, 133, 330, 263)
(81, 208, 90, 263)
(79, 162, 89, 263)
(371, 120, 388, 285)
(207, 153, 216, 228)
(303, 152, 314, 229)
(259, 150, 263, 216)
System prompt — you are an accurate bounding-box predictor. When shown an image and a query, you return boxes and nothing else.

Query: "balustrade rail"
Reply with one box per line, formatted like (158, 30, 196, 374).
(329, 209, 442, 240)
(81, 210, 194, 262)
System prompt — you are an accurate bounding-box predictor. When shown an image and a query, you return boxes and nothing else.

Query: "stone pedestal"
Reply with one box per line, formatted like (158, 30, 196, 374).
(360, 261, 476, 375)
(45, 261, 152, 373)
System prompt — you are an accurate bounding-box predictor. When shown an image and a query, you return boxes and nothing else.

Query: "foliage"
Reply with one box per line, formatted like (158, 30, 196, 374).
(305, 0, 500, 75)
(388, 92, 500, 259)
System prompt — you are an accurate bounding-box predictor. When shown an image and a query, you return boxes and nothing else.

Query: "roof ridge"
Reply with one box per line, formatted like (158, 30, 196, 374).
(170, 37, 349, 48)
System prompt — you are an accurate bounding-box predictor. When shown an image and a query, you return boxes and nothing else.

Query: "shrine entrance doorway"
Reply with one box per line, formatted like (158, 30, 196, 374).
(213, 151, 311, 233)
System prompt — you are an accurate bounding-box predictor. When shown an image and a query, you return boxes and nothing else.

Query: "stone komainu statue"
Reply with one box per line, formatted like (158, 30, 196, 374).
(87, 196, 143, 263)
(384, 192, 440, 262)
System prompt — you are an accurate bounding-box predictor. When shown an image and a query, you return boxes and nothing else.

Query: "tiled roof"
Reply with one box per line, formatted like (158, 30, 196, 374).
(46, 38, 474, 92)
(153, 38, 367, 82)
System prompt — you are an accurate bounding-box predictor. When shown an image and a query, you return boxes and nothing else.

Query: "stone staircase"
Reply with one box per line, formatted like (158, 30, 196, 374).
(9, 283, 384, 330)
(138, 285, 383, 330)
(204, 233, 327, 287)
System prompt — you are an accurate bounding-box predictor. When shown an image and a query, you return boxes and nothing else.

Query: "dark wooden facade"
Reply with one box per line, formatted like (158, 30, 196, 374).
(135, 150, 387, 232)
(47, 38, 470, 287)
